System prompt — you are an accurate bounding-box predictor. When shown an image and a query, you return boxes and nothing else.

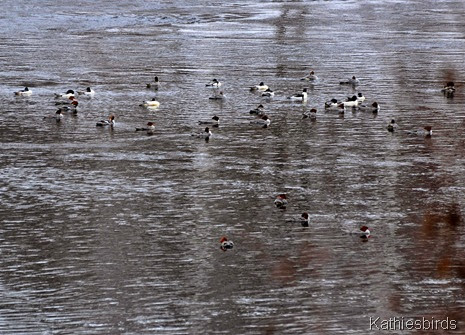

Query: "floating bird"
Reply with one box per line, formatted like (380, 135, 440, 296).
(96, 115, 115, 127)
(387, 119, 398, 132)
(141, 98, 160, 108)
(14, 87, 32, 96)
(274, 194, 288, 209)
(303, 108, 317, 120)
(192, 127, 212, 140)
(43, 110, 63, 122)
(55, 89, 75, 99)
(339, 76, 360, 86)
(206, 78, 222, 88)
(220, 236, 234, 251)
(136, 122, 155, 135)
(250, 82, 269, 92)
(358, 102, 379, 113)
(77, 87, 95, 96)
(288, 88, 308, 101)
(250, 104, 265, 115)
(301, 70, 319, 82)
(250, 115, 271, 128)
(198, 115, 220, 127)
(146, 76, 160, 89)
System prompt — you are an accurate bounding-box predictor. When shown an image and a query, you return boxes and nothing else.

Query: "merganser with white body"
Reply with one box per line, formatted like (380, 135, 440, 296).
(300, 212, 310, 227)
(288, 88, 308, 101)
(301, 70, 319, 82)
(325, 98, 340, 109)
(55, 89, 75, 99)
(220, 237, 234, 251)
(206, 78, 222, 88)
(77, 87, 95, 96)
(96, 115, 115, 127)
(43, 110, 63, 122)
(209, 91, 225, 100)
(441, 81, 455, 96)
(146, 76, 160, 89)
(250, 104, 265, 115)
(198, 115, 220, 127)
(250, 82, 269, 92)
(141, 98, 160, 108)
(136, 121, 155, 135)
(358, 101, 379, 113)
(14, 87, 32, 96)
(342, 95, 359, 107)
(274, 194, 288, 209)
(192, 127, 212, 140)
(387, 119, 398, 132)
(250, 115, 271, 128)
(302, 108, 317, 120)
(340, 76, 360, 86)
(261, 88, 274, 97)
(356, 92, 365, 102)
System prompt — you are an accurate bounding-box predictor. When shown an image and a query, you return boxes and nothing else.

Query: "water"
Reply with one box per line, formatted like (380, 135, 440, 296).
(1, 0, 465, 334)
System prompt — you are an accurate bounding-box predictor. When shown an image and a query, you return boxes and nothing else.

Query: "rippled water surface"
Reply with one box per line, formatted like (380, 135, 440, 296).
(1, 0, 465, 334)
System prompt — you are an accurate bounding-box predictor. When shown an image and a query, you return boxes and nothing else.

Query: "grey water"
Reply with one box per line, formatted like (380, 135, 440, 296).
(1, 0, 465, 334)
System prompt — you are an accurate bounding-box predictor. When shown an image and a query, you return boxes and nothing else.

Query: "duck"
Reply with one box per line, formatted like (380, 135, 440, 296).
(288, 88, 308, 101)
(14, 87, 32, 96)
(300, 212, 310, 227)
(206, 78, 222, 88)
(342, 95, 359, 107)
(302, 108, 317, 120)
(250, 115, 271, 128)
(96, 115, 115, 127)
(250, 104, 265, 115)
(136, 121, 155, 135)
(56, 105, 78, 115)
(358, 101, 379, 113)
(409, 126, 432, 137)
(192, 127, 212, 140)
(250, 82, 269, 92)
(55, 96, 78, 107)
(387, 119, 397, 132)
(441, 81, 455, 96)
(220, 236, 234, 251)
(198, 115, 220, 127)
(209, 91, 225, 100)
(55, 89, 75, 99)
(43, 110, 63, 122)
(339, 76, 360, 86)
(351, 226, 371, 240)
(274, 194, 288, 209)
(77, 87, 95, 96)
(146, 76, 160, 89)
(324, 98, 340, 109)
(140, 98, 160, 108)
(261, 88, 275, 97)
(301, 70, 319, 82)
(356, 92, 365, 102)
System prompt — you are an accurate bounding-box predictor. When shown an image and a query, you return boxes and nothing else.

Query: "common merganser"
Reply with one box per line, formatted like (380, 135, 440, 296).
(209, 91, 225, 100)
(136, 121, 155, 135)
(342, 95, 359, 107)
(288, 88, 308, 101)
(356, 92, 365, 102)
(206, 78, 222, 88)
(198, 115, 220, 126)
(301, 70, 319, 82)
(250, 115, 271, 128)
(55, 96, 78, 107)
(300, 212, 310, 227)
(192, 127, 212, 140)
(43, 110, 63, 122)
(441, 81, 455, 96)
(324, 98, 340, 109)
(302, 108, 317, 120)
(146, 76, 160, 89)
(96, 115, 115, 127)
(339, 76, 360, 86)
(409, 126, 432, 137)
(77, 87, 95, 96)
(261, 88, 274, 97)
(387, 119, 397, 132)
(57, 106, 78, 115)
(274, 194, 288, 209)
(250, 104, 265, 115)
(220, 236, 234, 251)
(140, 98, 160, 108)
(14, 87, 32, 96)
(250, 82, 269, 92)
(55, 89, 75, 99)
(358, 102, 379, 113)
(351, 226, 371, 240)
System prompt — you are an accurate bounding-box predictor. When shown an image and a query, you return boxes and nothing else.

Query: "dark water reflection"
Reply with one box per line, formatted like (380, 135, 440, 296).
(1, 0, 465, 334)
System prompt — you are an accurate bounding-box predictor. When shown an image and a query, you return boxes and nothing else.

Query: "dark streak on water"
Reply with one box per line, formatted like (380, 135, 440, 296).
(1, 0, 465, 334)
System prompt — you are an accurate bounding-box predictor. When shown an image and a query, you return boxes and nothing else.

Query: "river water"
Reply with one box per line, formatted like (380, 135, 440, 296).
(1, 0, 465, 334)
